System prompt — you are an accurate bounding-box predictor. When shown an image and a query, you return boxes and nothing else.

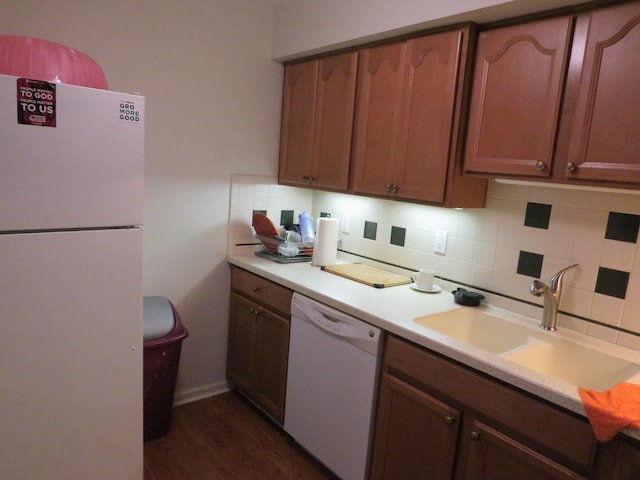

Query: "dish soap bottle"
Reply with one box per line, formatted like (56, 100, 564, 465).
(299, 211, 315, 246)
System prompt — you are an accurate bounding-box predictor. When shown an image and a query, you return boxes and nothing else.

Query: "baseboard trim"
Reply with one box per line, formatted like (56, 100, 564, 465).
(173, 380, 230, 406)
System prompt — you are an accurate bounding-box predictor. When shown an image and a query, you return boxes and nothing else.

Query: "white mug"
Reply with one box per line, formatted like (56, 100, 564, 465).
(412, 269, 435, 290)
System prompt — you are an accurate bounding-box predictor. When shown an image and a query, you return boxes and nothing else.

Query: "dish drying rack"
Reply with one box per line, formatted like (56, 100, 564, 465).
(252, 212, 313, 263)
(255, 234, 314, 263)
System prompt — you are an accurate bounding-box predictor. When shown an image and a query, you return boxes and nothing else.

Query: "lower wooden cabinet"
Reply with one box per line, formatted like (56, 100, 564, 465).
(592, 437, 640, 480)
(462, 421, 585, 480)
(371, 373, 460, 480)
(227, 267, 292, 423)
(371, 335, 595, 480)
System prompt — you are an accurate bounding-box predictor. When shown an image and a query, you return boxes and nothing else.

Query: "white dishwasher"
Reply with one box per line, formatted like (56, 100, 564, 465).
(284, 293, 383, 480)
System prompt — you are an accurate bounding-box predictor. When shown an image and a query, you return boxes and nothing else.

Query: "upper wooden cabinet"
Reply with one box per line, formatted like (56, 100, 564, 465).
(463, 16, 573, 177)
(278, 52, 357, 191)
(352, 28, 487, 207)
(562, 1, 640, 184)
(465, 0, 640, 189)
(351, 41, 405, 198)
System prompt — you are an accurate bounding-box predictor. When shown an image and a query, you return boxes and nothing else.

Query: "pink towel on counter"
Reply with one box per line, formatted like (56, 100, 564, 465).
(578, 382, 640, 441)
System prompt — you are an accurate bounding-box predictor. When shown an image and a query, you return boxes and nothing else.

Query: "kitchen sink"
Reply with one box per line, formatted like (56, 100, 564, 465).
(504, 340, 640, 391)
(413, 307, 640, 390)
(413, 308, 537, 355)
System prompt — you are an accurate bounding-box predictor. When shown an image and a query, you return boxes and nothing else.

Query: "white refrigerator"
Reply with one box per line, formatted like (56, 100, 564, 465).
(0, 73, 145, 479)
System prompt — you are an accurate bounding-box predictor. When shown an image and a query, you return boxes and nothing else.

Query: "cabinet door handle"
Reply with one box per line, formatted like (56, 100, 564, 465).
(470, 431, 480, 441)
(444, 415, 456, 425)
(536, 161, 546, 171)
(302, 175, 314, 184)
(385, 184, 398, 193)
(566, 162, 577, 172)
(248, 307, 261, 315)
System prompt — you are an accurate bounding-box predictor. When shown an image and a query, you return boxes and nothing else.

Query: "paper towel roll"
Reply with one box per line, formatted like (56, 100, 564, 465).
(312, 217, 339, 266)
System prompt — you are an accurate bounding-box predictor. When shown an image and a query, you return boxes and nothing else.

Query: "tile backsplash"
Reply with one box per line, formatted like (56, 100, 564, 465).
(227, 174, 313, 255)
(228, 174, 640, 351)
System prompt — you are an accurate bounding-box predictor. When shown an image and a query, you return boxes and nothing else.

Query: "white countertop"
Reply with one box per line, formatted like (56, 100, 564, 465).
(227, 252, 640, 441)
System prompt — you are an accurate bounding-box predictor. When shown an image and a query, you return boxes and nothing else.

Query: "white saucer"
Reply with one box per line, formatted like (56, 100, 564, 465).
(410, 284, 442, 293)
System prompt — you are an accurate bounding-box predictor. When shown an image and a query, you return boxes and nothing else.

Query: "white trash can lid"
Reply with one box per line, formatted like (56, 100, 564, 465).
(143, 296, 175, 341)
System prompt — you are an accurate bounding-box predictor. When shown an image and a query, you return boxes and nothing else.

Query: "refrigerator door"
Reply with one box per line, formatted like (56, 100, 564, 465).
(0, 228, 143, 480)
(0, 74, 144, 231)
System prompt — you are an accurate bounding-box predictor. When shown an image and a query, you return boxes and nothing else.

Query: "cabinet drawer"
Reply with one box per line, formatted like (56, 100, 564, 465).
(384, 335, 597, 473)
(231, 266, 293, 316)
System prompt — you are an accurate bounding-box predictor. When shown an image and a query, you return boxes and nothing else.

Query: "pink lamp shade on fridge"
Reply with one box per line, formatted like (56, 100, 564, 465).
(0, 35, 108, 89)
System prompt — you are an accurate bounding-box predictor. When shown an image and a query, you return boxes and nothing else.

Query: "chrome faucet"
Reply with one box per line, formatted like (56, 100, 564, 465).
(529, 264, 579, 331)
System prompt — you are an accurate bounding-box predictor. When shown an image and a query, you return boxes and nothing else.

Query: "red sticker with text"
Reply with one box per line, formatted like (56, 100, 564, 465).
(17, 78, 56, 127)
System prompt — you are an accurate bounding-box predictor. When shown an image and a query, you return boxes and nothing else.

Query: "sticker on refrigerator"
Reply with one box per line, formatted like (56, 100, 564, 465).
(16, 78, 56, 127)
(119, 99, 142, 124)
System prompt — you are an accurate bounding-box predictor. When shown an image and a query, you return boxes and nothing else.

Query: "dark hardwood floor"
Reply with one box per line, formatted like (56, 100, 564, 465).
(144, 391, 337, 479)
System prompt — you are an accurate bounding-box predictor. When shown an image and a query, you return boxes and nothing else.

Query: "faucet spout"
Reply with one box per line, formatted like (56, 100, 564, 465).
(529, 264, 579, 331)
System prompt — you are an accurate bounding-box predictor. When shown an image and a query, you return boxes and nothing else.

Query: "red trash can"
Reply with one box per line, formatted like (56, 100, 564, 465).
(143, 296, 188, 442)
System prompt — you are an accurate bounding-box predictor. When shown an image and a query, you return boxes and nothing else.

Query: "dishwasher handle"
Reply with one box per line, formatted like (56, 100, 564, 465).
(307, 307, 371, 340)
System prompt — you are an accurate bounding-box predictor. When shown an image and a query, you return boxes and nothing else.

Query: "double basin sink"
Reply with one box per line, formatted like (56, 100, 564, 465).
(413, 308, 640, 391)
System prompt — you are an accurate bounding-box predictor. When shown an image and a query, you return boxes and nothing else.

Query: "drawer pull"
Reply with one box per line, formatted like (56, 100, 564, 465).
(252, 286, 261, 293)
(470, 431, 480, 441)
(536, 161, 546, 171)
(444, 415, 456, 425)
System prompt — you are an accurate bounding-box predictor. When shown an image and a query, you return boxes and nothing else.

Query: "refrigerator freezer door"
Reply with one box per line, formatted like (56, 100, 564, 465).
(0, 228, 143, 480)
(0, 74, 144, 231)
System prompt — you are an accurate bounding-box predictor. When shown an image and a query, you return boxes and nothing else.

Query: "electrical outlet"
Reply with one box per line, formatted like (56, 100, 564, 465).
(341, 213, 350, 233)
(434, 230, 447, 254)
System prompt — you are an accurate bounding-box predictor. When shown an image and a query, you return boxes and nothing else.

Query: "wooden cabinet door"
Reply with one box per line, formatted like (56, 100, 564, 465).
(227, 292, 257, 394)
(370, 372, 460, 480)
(392, 30, 462, 202)
(352, 41, 407, 197)
(353, 30, 486, 206)
(310, 52, 357, 190)
(279, 60, 318, 186)
(563, 1, 640, 184)
(253, 307, 290, 423)
(227, 279, 291, 424)
(594, 439, 640, 480)
(279, 53, 357, 191)
(464, 17, 572, 177)
(462, 421, 586, 480)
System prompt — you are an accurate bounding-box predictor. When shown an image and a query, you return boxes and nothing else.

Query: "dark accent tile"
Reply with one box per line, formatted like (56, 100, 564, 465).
(605, 212, 640, 243)
(595, 267, 629, 299)
(280, 210, 294, 226)
(524, 202, 552, 229)
(517, 251, 544, 278)
(252, 209, 267, 216)
(320, 212, 331, 218)
(390, 226, 406, 247)
(364, 221, 377, 240)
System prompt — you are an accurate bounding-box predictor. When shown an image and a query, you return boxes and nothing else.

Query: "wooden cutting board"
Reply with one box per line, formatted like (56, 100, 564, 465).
(322, 263, 412, 288)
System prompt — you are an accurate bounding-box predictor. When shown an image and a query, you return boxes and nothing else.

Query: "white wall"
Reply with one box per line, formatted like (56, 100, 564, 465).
(271, 0, 585, 60)
(0, 0, 284, 401)
(1, 0, 615, 405)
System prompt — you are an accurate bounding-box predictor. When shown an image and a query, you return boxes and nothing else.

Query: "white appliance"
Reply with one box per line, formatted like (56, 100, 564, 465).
(0, 73, 144, 480)
(284, 293, 383, 480)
